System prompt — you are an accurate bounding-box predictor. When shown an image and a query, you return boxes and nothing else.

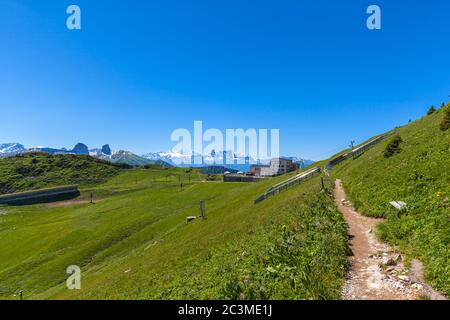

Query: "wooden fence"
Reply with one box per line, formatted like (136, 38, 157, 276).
(325, 135, 386, 170)
(254, 167, 321, 204)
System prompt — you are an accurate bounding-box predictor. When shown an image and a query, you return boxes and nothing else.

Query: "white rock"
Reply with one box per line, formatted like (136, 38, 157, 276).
(398, 275, 410, 282)
(186, 216, 197, 223)
(412, 283, 423, 290)
(390, 201, 408, 210)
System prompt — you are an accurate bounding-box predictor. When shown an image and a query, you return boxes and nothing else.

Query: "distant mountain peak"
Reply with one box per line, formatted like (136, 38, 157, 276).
(0, 143, 25, 157)
(72, 143, 89, 155)
(101, 144, 112, 156)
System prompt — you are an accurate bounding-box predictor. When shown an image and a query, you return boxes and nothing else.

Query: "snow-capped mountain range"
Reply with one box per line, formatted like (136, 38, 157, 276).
(0, 142, 314, 170)
(141, 150, 260, 166)
(0, 143, 25, 156)
(0, 142, 93, 158)
(141, 150, 314, 170)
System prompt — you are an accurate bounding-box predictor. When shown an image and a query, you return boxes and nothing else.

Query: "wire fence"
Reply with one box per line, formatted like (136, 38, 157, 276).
(0, 177, 109, 195)
(0, 172, 207, 196)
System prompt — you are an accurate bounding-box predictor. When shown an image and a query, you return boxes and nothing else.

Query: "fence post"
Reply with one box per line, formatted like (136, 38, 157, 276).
(350, 140, 355, 159)
(200, 201, 206, 219)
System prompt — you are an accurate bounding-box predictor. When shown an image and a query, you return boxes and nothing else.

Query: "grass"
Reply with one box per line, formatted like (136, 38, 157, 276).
(0, 162, 347, 300)
(1, 106, 448, 300)
(0, 153, 130, 194)
(331, 108, 450, 295)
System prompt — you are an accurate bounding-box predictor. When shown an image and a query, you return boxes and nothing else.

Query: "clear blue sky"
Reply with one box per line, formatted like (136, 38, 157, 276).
(1, 0, 449, 160)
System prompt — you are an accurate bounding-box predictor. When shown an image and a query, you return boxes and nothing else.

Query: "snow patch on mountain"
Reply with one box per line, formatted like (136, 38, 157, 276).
(141, 150, 314, 171)
(0, 143, 25, 157)
(0, 143, 25, 154)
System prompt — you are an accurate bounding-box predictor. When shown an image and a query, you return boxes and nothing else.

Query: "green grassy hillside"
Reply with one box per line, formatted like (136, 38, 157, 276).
(0, 165, 347, 300)
(0, 153, 130, 195)
(331, 105, 450, 295)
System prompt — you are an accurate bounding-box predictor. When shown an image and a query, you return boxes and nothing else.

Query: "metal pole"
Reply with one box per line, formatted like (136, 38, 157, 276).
(19, 290, 23, 300)
(350, 140, 355, 159)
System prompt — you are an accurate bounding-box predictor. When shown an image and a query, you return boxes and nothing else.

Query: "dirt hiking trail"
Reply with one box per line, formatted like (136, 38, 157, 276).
(334, 179, 447, 300)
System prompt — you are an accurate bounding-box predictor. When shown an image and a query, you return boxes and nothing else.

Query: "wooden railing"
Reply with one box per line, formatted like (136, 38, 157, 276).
(253, 134, 388, 204)
(325, 135, 386, 170)
(254, 167, 321, 204)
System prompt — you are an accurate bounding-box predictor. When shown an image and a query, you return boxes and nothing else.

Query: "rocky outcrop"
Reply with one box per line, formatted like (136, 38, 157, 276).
(71, 143, 89, 155)
(101, 144, 112, 156)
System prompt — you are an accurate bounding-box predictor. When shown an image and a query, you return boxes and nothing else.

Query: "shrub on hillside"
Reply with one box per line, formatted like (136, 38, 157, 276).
(439, 106, 450, 131)
(384, 135, 403, 158)
(427, 106, 436, 115)
(206, 174, 222, 181)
